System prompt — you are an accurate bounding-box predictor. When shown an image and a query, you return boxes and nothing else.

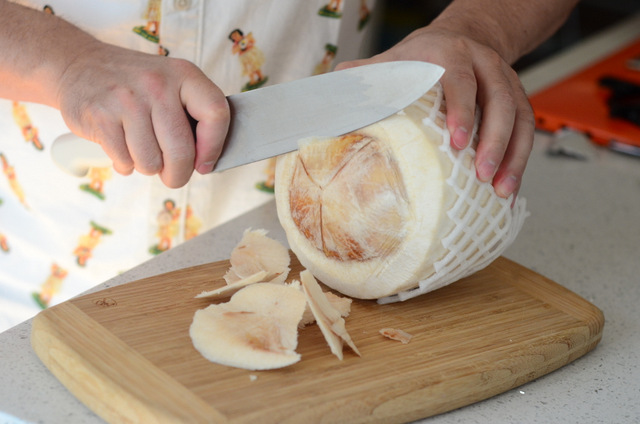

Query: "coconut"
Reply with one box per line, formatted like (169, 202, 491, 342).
(275, 84, 528, 303)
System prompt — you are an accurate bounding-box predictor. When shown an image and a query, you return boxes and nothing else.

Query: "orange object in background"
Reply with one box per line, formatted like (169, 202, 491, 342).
(530, 37, 640, 155)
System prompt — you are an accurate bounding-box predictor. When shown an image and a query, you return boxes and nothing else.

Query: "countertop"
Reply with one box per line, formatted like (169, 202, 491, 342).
(2, 14, 640, 424)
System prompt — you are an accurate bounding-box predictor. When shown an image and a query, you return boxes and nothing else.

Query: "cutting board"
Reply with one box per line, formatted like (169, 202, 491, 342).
(31, 255, 604, 424)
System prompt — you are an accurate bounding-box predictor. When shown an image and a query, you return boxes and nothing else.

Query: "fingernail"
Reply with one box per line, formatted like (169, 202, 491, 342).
(198, 161, 215, 174)
(497, 175, 518, 198)
(477, 159, 497, 182)
(452, 127, 469, 149)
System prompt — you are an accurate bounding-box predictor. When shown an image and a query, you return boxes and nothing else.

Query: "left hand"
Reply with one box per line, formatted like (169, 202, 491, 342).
(336, 25, 535, 199)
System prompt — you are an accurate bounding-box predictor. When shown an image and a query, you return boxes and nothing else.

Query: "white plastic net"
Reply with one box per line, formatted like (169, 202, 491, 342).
(378, 84, 529, 304)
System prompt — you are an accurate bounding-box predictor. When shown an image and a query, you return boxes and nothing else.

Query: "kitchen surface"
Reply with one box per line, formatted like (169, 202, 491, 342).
(2, 13, 640, 424)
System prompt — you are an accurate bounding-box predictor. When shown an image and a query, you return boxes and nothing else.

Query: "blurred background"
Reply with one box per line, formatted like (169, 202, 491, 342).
(370, 0, 640, 71)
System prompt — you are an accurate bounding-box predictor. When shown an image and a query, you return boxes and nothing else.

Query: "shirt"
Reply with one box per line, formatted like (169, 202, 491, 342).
(0, 0, 376, 332)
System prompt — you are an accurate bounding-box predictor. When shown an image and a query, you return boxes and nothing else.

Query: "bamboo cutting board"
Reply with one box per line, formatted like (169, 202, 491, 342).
(31, 256, 604, 424)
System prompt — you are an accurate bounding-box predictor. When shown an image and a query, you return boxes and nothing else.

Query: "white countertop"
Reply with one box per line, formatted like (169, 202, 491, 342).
(2, 15, 640, 424)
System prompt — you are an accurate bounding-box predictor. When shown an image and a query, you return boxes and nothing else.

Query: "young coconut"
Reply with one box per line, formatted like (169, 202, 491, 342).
(275, 84, 528, 303)
(190, 282, 307, 370)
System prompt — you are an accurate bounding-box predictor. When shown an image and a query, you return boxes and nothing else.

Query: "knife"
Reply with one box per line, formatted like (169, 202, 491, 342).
(51, 61, 444, 177)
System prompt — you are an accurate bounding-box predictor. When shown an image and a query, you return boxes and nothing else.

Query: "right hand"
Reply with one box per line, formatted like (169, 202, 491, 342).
(56, 40, 230, 188)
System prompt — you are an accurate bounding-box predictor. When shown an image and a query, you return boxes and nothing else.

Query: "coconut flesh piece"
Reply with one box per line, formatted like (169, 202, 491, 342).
(190, 282, 307, 370)
(379, 328, 413, 344)
(300, 270, 360, 360)
(299, 290, 352, 328)
(195, 270, 268, 299)
(275, 84, 529, 302)
(224, 228, 290, 285)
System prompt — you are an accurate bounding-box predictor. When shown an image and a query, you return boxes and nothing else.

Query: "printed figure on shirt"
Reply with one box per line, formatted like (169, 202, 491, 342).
(0, 153, 28, 208)
(318, 0, 343, 18)
(0, 198, 7, 252)
(150, 198, 180, 254)
(12, 102, 43, 151)
(359, 0, 371, 30)
(229, 29, 268, 92)
(0, 232, 7, 252)
(256, 157, 277, 193)
(313, 43, 337, 75)
(79, 166, 112, 200)
(32, 263, 69, 309)
(184, 204, 202, 240)
(73, 221, 112, 267)
(133, 0, 169, 56)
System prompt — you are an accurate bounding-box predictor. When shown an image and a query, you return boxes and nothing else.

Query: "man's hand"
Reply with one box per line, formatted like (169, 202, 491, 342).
(0, 1, 231, 188)
(336, 26, 534, 198)
(57, 41, 230, 188)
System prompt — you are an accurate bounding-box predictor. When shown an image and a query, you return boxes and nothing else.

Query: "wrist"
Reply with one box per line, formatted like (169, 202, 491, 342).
(0, 1, 101, 107)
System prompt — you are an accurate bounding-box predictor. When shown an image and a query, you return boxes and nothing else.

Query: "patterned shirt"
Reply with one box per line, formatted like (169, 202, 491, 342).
(0, 0, 375, 331)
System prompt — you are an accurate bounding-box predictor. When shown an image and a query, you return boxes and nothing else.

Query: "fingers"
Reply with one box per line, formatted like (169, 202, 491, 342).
(472, 59, 532, 198)
(70, 57, 229, 189)
(435, 40, 532, 199)
(340, 28, 535, 200)
(180, 77, 230, 176)
(122, 109, 163, 176)
(440, 66, 478, 151)
(334, 57, 379, 71)
(151, 97, 196, 188)
(473, 78, 516, 184)
(491, 94, 534, 198)
(81, 107, 135, 176)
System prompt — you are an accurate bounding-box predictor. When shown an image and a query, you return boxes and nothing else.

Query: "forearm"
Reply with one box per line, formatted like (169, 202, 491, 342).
(0, 0, 99, 106)
(428, 0, 580, 64)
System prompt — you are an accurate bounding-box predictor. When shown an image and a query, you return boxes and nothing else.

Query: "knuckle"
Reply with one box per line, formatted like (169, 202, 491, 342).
(113, 161, 134, 176)
(111, 84, 139, 107)
(491, 88, 517, 111)
(518, 109, 536, 132)
(171, 149, 196, 166)
(136, 155, 163, 176)
(486, 49, 506, 69)
(447, 68, 477, 88)
(161, 171, 191, 189)
(446, 36, 473, 57)
(214, 97, 231, 119)
(193, 88, 230, 123)
(117, 154, 135, 170)
(140, 70, 168, 98)
(85, 111, 119, 144)
(169, 57, 196, 72)
(164, 141, 196, 166)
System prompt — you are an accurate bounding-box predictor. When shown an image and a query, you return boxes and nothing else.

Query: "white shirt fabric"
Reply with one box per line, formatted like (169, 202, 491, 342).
(0, 0, 376, 332)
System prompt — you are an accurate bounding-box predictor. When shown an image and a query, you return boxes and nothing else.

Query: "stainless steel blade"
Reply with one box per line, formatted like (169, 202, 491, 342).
(214, 61, 444, 172)
(50, 61, 444, 177)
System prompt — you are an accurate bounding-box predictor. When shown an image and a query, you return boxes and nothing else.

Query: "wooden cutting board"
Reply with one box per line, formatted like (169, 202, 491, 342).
(31, 255, 604, 424)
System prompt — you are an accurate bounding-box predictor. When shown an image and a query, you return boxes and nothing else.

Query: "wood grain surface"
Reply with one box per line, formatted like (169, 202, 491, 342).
(31, 255, 604, 424)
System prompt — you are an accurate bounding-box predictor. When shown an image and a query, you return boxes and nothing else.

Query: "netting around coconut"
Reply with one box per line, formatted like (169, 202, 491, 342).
(379, 84, 529, 304)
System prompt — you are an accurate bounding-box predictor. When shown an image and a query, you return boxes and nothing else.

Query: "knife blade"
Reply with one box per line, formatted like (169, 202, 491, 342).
(216, 61, 443, 171)
(51, 61, 444, 177)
